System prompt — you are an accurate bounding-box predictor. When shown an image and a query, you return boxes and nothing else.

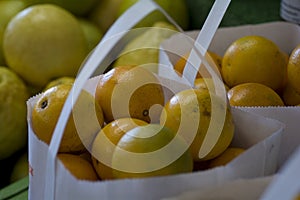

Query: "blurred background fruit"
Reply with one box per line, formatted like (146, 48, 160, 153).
(113, 21, 177, 72)
(78, 18, 103, 52)
(3, 4, 89, 88)
(89, 0, 123, 33)
(117, 0, 189, 30)
(0, 0, 26, 66)
(9, 152, 28, 183)
(0, 67, 29, 160)
(22, 0, 98, 16)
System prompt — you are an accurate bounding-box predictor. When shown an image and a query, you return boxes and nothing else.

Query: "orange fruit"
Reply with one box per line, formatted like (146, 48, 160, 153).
(194, 77, 229, 93)
(91, 118, 148, 180)
(222, 35, 287, 91)
(57, 153, 98, 181)
(287, 44, 300, 94)
(174, 51, 222, 78)
(95, 65, 165, 123)
(160, 89, 234, 161)
(208, 147, 245, 168)
(111, 124, 193, 179)
(282, 81, 300, 106)
(227, 82, 285, 107)
(31, 84, 104, 153)
(43, 76, 75, 91)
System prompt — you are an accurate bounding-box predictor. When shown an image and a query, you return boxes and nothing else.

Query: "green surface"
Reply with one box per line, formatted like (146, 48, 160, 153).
(186, 0, 283, 29)
(0, 176, 28, 200)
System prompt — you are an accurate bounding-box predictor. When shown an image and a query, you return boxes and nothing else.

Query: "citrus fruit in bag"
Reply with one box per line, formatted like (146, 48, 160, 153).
(194, 78, 229, 93)
(160, 89, 234, 161)
(95, 65, 165, 123)
(227, 82, 285, 107)
(222, 35, 287, 91)
(174, 51, 222, 78)
(0, 67, 29, 160)
(3, 4, 88, 88)
(287, 44, 300, 94)
(43, 76, 75, 91)
(282, 81, 300, 106)
(208, 147, 245, 168)
(91, 118, 148, 180)
(31, 84, 104, 153)
(57, 153, 98, 181)
(111, 124, 193, 179)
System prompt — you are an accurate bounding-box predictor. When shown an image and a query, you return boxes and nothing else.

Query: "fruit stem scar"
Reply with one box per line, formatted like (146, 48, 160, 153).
(143, 109, 149, 117)
(41, 99, 48, 109)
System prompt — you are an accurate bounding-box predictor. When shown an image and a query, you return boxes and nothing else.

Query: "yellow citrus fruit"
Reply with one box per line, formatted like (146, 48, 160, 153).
(0, 0, 27, 65)
(227, 82, 285, 107)
(287, 44, 300, 94)
(194, 77, 229, 93)
(0, 67, 29, 160)
(117, 0, 189, 30)
(282, 82, 300, 106)
(3, 4, 88, 87)
(95, 65, 165, 123)
(43, 76, 75, 91)
(78, 18, 103, 52)
(57, 153, 98, 181)
(221, 35, 287, 91)
(208, 147, 245, 168)
(23, 0, 98, 16)
(10, 152, 28, 183)
(174, 51, 222, 78)
(31, 84, 104, 153)
(111, 124, 193, 179)
(91, 118, 148, 180)
(160, 89, 235, 161)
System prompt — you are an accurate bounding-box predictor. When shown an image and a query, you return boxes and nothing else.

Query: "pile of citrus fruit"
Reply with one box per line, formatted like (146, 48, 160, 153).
(1, 0, 299, 193)
(30, 64, 239, 181)
(175, 35, 300, 107)
(0, 0, 196, 187)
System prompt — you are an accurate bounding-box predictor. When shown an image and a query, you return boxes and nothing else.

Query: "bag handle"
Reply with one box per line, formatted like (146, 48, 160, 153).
(182, 0, 231, 159)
